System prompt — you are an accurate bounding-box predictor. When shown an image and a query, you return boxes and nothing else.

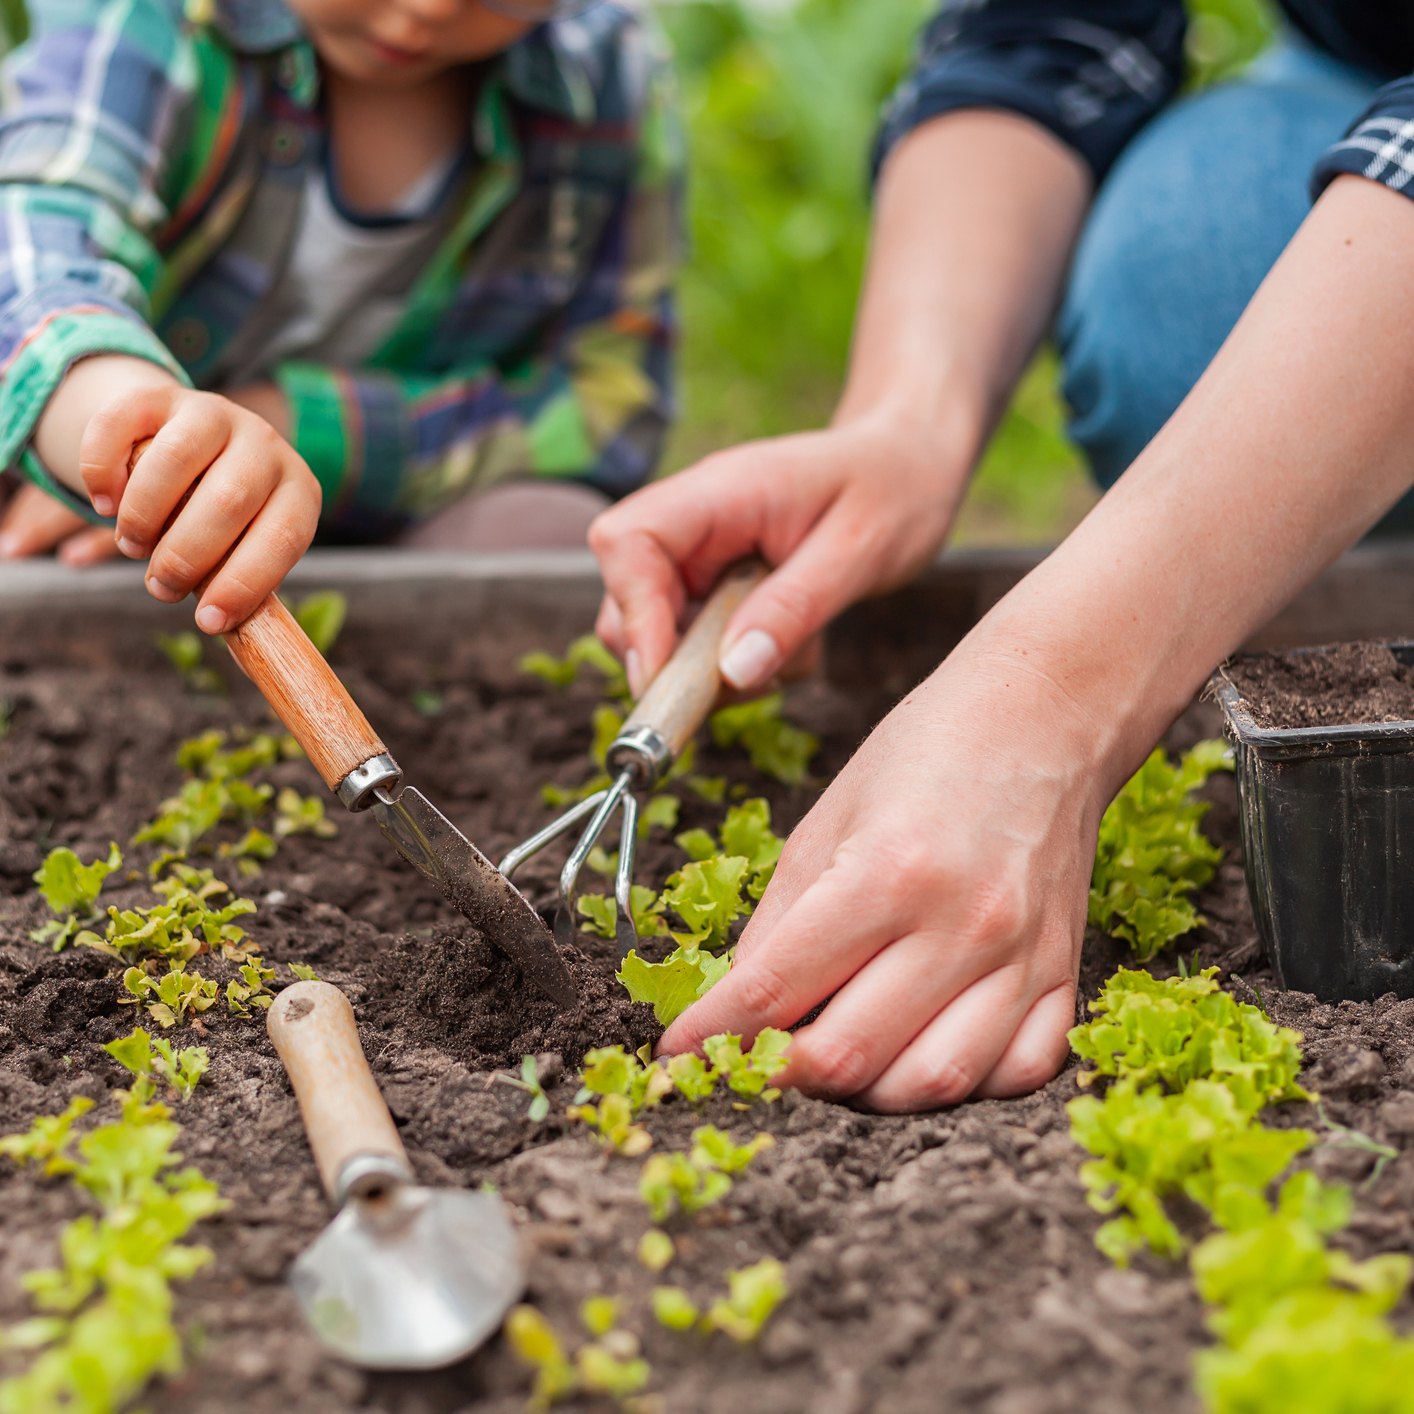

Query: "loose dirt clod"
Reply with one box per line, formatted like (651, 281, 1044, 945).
(2, 653, 1413, 1414)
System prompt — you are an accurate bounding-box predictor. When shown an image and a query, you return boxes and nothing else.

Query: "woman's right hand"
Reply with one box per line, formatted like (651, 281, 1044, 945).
(589, 407, 972, 697)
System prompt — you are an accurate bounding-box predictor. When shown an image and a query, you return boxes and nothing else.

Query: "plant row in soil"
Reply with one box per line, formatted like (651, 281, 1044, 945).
(2, 637, 1413, 1414)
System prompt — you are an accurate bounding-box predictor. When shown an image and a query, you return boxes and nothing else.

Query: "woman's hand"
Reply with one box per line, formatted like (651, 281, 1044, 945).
(657, 645, 1101, 1111)
(0, 480, 119, 565)
(590, 408, 970, 696)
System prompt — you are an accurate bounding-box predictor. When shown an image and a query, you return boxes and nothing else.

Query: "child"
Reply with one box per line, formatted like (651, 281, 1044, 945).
(0, 0, 680, 633)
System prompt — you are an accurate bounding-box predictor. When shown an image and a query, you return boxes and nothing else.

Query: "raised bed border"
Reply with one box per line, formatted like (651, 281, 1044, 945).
(3, 540, 1414, 694)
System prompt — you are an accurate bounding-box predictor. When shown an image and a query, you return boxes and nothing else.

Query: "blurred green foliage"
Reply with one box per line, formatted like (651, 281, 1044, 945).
(660, 0, 1279, 543)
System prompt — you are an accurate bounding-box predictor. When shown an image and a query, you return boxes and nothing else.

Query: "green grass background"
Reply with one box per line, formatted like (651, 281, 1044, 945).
(658, 0, 1279, 544)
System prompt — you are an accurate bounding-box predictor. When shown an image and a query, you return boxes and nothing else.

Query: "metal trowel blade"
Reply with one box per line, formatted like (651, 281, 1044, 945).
(291, 1185, 523, 1369)
(371, 786, 579, 1009)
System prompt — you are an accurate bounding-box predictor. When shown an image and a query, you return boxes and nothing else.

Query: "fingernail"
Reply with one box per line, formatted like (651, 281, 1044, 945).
(145, 575, 183, 603)
(195, 605, 227, 634)
(0, 532, 21, 559)
(626, 648, 643, 698)
(90, 494, 114, 517)
(720, 629, 780, 690)
(117, 536, 144, 558)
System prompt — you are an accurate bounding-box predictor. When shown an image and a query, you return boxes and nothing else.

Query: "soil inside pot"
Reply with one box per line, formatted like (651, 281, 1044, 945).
(2, 635, 1414, 1414)
(1225, 640, 1414, 729)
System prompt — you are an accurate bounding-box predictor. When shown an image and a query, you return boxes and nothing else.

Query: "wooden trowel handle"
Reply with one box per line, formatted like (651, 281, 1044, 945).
(620, 558, 769, 761)
(267, 981, 411, 1205)
(128, 438, 389, 794)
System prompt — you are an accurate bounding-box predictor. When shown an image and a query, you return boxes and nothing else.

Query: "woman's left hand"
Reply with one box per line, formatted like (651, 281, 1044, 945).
(0, 479, 120, 565)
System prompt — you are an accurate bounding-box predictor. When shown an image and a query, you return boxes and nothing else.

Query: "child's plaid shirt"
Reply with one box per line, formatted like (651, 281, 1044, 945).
(0, 0, 683, 537)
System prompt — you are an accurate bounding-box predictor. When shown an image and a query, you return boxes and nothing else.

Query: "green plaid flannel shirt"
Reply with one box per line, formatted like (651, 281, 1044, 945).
(0, 0, 682, 536)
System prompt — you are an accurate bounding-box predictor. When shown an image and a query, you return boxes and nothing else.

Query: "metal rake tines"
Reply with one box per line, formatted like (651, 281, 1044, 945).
(498, 769, 642, 960)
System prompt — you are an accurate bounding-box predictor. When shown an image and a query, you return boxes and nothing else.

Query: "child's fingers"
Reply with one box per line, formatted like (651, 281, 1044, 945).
(192, 470, 320, 634)
(80, 382, 182, 518)
(0, 482, 90, 558)
(57, 526, 121, 567)
(142, 435, 282, 602)
(114, 402, 233, 558)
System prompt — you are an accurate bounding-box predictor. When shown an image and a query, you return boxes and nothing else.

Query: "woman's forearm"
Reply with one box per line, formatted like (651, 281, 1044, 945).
(836, 110, 1092, 471)
(968, 174, 1414, 799)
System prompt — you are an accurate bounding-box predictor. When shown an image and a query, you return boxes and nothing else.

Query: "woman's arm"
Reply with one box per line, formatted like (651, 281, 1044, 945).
(660, 174, 1414, 1110)
(591, 108, 1091, 693)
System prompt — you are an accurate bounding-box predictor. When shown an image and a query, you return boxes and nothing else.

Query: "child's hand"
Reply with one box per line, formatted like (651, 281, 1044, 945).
(82, 381, 320, 634)
(589, 410, 965, 696)
(0, 481, 119, 565)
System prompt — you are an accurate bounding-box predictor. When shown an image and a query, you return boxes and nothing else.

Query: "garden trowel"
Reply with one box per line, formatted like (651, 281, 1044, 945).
(268, 980, 524, 1368)
(130, 428, 578, 1009)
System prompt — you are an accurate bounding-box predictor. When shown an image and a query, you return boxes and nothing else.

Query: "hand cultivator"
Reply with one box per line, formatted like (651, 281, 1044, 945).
(268, 981, 523, 1367)
(499, 560, 767, 959)
(130, 439, 578, 1009)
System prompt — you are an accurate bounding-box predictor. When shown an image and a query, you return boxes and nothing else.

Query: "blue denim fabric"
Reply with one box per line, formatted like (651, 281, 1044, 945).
(1057, 38, 1380, 491)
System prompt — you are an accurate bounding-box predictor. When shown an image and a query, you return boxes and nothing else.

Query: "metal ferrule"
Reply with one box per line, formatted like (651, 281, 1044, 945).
(337, 752, 403, 812)
(605, 725, 672, 789)
(334, 1151, 414, 1208)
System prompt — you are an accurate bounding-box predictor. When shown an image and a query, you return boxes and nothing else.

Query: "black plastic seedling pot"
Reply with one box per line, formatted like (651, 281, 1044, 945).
(1213, 643, 1414, 1002)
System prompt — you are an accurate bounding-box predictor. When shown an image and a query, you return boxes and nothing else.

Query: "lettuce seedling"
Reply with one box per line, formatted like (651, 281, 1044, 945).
(653, 1286, 699, 1331)
(710, 693, 818, 787)
(0, 1097, 94, 1176)
(580, 1296, 618, 1338)
(667, 1053, 716, 1105)
(226, 959, 276, 1017)
(1089, 739, 1232, 961)
(80, 866, 258, 966)
(31, 843, 122, 950)
(678, 798, 783, 901)
(662, 856, 751, 948)
(121, 962, 220, 1029)
(273, 787, 339, 839)
(505, 1304, 578, 1410)
(618, 945, 730, 1027)
(290, 590, 347, 657)
(637, 1229, 674, 1273)
(520, 634, 629, 699)
(689, 1125, 774, 1173)
(639, 1151, 733, 1223)
(505, 1054, 553, 1122)
(1068, 1076, 1311, 1264)
(155, 630, 224, 694)
(703, 1257, 789, 1342)
(104, 1028, 208, 1102)
(289, 962, 319, 981)
(506, 1303, 650, 1412)
(578, 887, 669, 942)
(702, 1029, 791, 1100)
(1070, 966, 1309, 1113)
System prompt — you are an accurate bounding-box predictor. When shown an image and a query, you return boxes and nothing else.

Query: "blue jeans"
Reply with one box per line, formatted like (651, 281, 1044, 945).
(1057, 37, 1383, 506)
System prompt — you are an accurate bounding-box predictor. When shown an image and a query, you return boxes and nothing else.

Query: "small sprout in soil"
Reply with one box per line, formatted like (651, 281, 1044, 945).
(639, 1151, 733, 1223)
(0, 1090, 227, 1414)
(702, 1029, 791, 1101)
(504, 1055, 553, 1122)
(504, 1304, 583, 1410)
(0, 1097, 94, 1175)
(79, 865, 258, 966)
(580, 1295, 619, 1338)
(1088, 739, 1232, 962)
(667, 1053, 716, 1105)
(220, 826, 278, 876)
(1314, 1101, 1399, 1188)
(155, 630, 224, 694)
(576, 1338, 650, 1403)
(709, 693, 818, 787)
(569, 1093, 653, 1156)
(104, 1026, 209, 1101)
(519, 634, 629, 701)
(702, 1257, 789, 1342)
(31, 843, 121, 950)
(637, 1229, 675, 1273)
(284, 590, 348, 657)
(652, 1286, 698, 1331)
(0, 698, 11, 738)
(226, 959, 277, 1017)
(684, 775, 726, 803)
(689, 1125, 774, 1173)
(289, 962, 319, 982)
(412, 689, 444, 716)
(579, 886, 669, 942)
(121, 962, 221, 1030)
(274, 787, 339, 839)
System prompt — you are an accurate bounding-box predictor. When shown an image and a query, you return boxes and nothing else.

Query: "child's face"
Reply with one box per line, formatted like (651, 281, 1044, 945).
(291, 0, 549, 84)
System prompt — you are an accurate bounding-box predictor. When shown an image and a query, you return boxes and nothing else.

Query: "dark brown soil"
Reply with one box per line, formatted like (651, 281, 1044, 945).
(1224, 640, 1414, 729)
(2, 640, 1414, 1414)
